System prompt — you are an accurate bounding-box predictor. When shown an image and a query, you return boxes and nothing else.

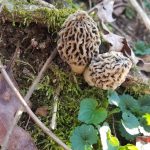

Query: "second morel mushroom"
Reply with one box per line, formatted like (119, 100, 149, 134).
(84, 51, 132, 90)
(57, 10, 101, 74)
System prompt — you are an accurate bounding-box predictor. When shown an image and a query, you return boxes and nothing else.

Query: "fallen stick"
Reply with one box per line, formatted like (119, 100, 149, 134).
(1, 49, 57, 149)
(129, 0, 150, 31)
(50, 86, 61, 130)
(0, 49, 70, 150)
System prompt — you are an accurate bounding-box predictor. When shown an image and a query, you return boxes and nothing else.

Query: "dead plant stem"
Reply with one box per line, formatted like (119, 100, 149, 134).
(129, 0, 150, 31)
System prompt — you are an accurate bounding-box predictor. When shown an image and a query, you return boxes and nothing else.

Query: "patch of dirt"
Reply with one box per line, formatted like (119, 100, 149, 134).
(0, 21, 70, 89)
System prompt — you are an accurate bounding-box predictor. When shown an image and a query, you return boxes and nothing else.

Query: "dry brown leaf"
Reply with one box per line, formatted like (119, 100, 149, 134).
(8, 126, 37, 150)
(101, 22, 139, 64)
(0, 69, 37, 150)
(102, 32, 124, 51)
(101, 22, 124, 51)
(95, 0, 115, 22)
(101, 22, 150, 83)
(35, 106, 49, 117)
(113, 0, 128, 16)
(92, 0, 128, 17)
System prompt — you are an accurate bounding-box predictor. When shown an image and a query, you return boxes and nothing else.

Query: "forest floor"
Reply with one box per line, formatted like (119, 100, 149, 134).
(0, 0, 150, 150)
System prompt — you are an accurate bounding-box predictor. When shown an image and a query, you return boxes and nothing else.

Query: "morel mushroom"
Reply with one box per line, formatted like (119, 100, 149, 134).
(84, 51, 132, 90)
(57, 10, 101, 74)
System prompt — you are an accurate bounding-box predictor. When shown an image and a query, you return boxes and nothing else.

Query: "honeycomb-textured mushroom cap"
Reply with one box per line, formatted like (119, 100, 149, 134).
(84, 51, 132, 90)
(57, 10, 101, 74)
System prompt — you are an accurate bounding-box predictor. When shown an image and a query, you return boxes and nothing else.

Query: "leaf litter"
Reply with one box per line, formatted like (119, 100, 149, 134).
(0, 67, 37, 149)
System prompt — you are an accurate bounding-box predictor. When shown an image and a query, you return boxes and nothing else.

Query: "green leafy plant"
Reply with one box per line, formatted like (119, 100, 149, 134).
(78, 98, 107, 125)
(99, 123, 138, 150)
(70, 97, 138, 150)
(142, 113, 150, 125)
(70, 124, 98, 150)
(144, 0, 150, 10)
(118, 144, 138, 150)
(108, 91, 150, 140)
(133, 41, 150, 55)
(125, 6, 136, 19)
(70, 98, 107, 150)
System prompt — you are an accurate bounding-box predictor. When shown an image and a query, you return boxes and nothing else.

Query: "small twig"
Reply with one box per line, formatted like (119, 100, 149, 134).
(7, 42, 20, 70)
(1, 49, 58, 150)
(50, 86, 62, 130)
(87, 0, 104, 14)
(33, 0, 56, 9)
(0, 58, 70, 150)
(25, 116, 31, 130)
(72, 74, 78, 85)
(88, 0, 92, 9)
(129, 0, 150, 31)
(88, 5, 97, 14)
(0, 4, 3, 13)
(112, 115, 116, 137)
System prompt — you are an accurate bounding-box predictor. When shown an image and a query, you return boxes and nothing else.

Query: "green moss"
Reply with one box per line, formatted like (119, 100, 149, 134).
(1, 0, 76, 32)
(18, 64, 150, 149)
(125, 83, 150, 97)
(20, 65, 106, 149)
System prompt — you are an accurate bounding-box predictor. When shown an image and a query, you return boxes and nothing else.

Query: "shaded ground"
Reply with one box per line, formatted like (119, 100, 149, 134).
(116, 15, 150, 42)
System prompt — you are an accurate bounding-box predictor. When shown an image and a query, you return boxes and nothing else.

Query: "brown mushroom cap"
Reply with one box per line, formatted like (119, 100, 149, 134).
(84, 51, 132, 90)
(57, 10, 101, 74)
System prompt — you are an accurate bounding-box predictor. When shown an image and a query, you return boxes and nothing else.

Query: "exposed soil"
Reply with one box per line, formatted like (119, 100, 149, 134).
(0, 21, 71, 89)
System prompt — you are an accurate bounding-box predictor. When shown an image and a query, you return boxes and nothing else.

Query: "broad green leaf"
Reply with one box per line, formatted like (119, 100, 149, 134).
(78, 98, 107, 125)
(119, 95, 140, 114)
(139, 114, 150, 134)
(142, 113, 150, 125)
(133, 41, 150, 55)
(70, 124, 98, 150)
(138, 95, 150, 114)
(119, 124, 138, 141)
(119, 144, 138, 150)
(139, 125, 150, 136)
(140, 106, 150, 115)
(121, 111, 140, 135)
(138, 95, 150, 106)
(107, 90, 120, 107)
(144, 0, 150, 10)
(99, 123, 119, 150)
(107, 131, 120, 150)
